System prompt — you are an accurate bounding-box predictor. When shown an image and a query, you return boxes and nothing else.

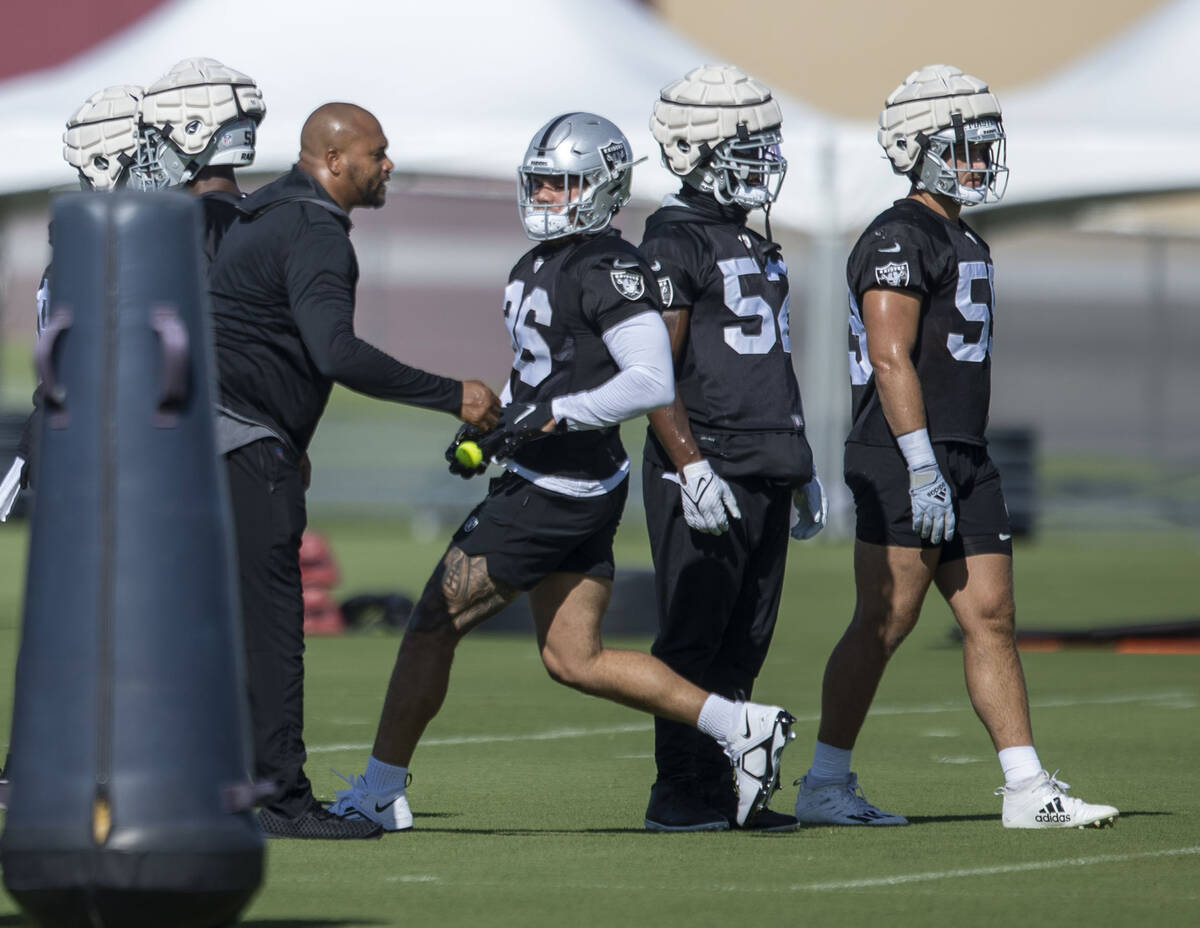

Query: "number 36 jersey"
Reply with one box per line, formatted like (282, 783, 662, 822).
(503, 228, 661, 482)
(846, 198, 995, 448)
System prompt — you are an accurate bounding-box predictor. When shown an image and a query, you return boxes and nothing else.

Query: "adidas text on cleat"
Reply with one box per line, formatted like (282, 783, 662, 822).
(793, 772, 908, 826)
(725, 703, 796, 827)
(326, 772, 414, 832)
(996, 770, 1118, 829)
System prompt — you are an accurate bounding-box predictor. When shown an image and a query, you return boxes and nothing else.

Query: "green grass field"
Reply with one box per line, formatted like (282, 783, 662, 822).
(0, 510, 1196, 927)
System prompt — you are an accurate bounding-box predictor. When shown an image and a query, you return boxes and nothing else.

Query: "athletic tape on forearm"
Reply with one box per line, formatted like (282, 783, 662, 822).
(896, 427, 936, 471)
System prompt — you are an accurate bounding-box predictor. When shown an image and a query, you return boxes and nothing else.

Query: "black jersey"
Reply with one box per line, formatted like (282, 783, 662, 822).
(199, 190, 243, 271)
(504, 229, 659, 482)
(846, 198, 995, 448)
(639, 192, 810, 481)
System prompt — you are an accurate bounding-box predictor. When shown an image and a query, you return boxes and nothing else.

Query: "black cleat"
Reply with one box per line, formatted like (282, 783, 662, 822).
(258, 803, 384, 840)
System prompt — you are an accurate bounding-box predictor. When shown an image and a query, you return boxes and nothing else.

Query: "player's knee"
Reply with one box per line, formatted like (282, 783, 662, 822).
(539, 646, 592, 692)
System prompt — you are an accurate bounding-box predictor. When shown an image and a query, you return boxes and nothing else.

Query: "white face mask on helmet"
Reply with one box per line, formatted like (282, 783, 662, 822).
(62, 85, 148, 191)
(517, 112, 643, 241)
(878, 64, 1008, 206)
(650, 64, 787, 210)
(139, 57, 266, 187)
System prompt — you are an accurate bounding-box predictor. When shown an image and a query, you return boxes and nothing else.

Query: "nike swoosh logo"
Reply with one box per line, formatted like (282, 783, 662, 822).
(877, 242, 902, 253)
(513, 406, 536, 424)
(998, 533, 1012, 541)
(374, 799, 396, 813)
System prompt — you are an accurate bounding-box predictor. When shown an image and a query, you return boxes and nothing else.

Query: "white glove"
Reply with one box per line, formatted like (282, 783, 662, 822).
(908, 464, 956, 544)
(679, 459, 741, 535)
(790, 476, 827, 541)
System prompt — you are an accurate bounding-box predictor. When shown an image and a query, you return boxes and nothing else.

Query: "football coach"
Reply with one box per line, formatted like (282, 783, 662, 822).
(208, 102, 500, 839)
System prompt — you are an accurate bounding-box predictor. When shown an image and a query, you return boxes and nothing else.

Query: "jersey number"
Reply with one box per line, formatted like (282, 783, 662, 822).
(503, 280, 554, 387)
(948, 260, 993, 363)
(718, 257, 791, 355)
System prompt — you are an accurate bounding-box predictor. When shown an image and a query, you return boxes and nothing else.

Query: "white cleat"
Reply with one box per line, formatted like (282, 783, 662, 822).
(326, 771, 414, 832)
(794, 772, 908, 826)
(725, 703, 796, 827)
(996, 770, 1118, 829)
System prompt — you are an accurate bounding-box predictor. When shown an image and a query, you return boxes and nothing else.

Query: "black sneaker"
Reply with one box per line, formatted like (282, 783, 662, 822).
(259, 804, 384, 840)
(644, 779, 729, 832)
(735, 807, 801, 832)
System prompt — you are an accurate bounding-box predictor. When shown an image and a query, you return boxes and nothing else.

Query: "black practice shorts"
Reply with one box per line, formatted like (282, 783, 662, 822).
(451, 470, 628, 591)
(845, 441, 1013, 563)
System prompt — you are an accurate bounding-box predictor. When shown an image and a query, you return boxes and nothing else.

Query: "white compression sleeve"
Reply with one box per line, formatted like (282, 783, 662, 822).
(550, 311, 674, 430)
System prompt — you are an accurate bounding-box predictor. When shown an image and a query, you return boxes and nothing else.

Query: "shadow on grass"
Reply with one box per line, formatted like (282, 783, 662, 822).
(245, 921, 388, 927)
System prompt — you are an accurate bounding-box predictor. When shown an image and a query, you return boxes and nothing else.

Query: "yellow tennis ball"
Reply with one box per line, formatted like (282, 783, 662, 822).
(455, 440, 483, 469)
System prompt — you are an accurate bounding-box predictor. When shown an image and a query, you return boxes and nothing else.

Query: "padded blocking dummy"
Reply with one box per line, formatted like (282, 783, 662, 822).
(1, 192, 263, 927)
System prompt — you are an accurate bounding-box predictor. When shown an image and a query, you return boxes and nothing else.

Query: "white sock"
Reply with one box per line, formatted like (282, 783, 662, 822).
(807, 741, 852, 784)
(998, 745, 1042, 786)
(696, 694, 739, 749)
(364, 755, 409, 795)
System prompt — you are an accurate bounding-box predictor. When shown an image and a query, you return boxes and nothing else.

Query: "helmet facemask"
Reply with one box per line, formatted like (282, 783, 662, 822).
(915, 116, 1007, 206)
(694, 126, 787, 209)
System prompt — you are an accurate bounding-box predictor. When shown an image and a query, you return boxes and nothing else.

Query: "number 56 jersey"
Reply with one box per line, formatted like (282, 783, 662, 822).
(846, 198, 995, 449)
(503, 228, 662, 482)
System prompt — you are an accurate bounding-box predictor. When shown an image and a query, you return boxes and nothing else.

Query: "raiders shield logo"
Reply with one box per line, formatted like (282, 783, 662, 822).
(875, 261, 910, 287)
(599, 140, 628, 174)
(611, 268, 646, 301)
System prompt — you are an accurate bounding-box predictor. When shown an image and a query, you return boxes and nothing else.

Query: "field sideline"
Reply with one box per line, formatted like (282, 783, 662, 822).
(0, 513, 1196, 926)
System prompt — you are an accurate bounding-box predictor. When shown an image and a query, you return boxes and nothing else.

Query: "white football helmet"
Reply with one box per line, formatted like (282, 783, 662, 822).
(650, 64, 786, 210)
(139, 57, 266, 186)
(879, 64, 1008, 206)
(62, 85, 149, 191)
(517, 113, 643, 241)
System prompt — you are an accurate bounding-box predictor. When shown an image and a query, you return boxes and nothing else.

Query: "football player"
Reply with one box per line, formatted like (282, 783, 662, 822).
(794, 65, 1118, 829)
(139, 57, 267, 266)
(638, 65, 825, 833)
(3, 84, 164, 522)
(327, 113, 797, 832)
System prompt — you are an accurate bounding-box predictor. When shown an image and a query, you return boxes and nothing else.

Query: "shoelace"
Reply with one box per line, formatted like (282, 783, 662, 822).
(994, 769, 1070, 797)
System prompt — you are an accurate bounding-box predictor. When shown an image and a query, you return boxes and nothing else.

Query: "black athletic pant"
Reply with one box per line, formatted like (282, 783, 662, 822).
(643, 457, 792, 794)
(226, 439, 313, 818)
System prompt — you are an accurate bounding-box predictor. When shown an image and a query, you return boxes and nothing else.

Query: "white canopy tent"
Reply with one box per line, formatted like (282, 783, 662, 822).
(0, 0, 835, 231)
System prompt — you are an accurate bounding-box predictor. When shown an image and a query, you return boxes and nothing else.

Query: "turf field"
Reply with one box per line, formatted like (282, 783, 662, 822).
(0, 511, 1196, 927)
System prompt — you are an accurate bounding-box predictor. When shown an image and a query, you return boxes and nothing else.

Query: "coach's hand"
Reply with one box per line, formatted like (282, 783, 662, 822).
(679, 459, 741, 535)
(790, 475, 827, 541)
(908, 464, 956, 544)
(459, 380, 500, 430)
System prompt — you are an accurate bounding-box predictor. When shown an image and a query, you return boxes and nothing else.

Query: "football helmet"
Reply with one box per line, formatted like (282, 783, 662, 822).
(62, 85, 148, 191)
(517, 112, 642, 241)
(651, 64, 786, 210)
(139, 57, 266, 187)
(879, 64, 1008, 206)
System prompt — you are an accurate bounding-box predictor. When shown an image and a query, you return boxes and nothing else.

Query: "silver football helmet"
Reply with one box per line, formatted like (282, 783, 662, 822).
(651, 64, 786, 210)
(139, 57, 266, 187)
(879, 64, 1008, 206)
(63, 85, 153, 191)
(517, 113, 643, 241)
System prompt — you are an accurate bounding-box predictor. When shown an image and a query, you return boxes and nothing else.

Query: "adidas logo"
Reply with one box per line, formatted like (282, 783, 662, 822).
(1035, 796, 1071, 824)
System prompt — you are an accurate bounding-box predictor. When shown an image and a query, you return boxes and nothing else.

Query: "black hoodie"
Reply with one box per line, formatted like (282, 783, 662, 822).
(208, 167, 461, 455)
